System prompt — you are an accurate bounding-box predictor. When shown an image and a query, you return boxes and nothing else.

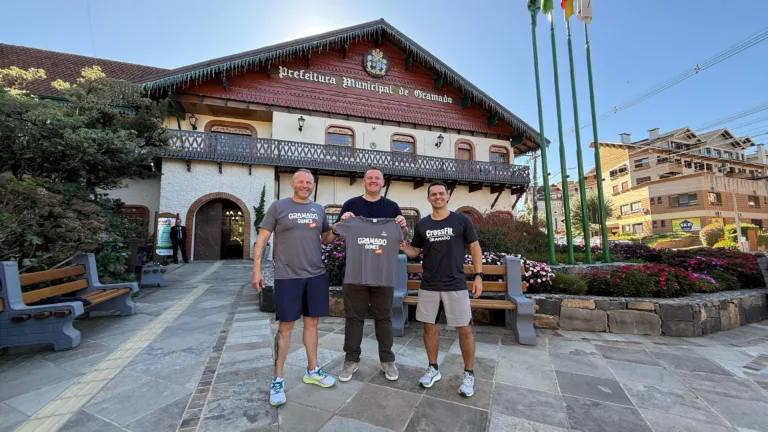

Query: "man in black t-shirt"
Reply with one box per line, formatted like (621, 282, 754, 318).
(332, 166, 408, 383)
(402, 182, 484, 398)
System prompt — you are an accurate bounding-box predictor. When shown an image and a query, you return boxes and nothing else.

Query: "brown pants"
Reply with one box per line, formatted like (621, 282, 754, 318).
(343, 284, 395, 363)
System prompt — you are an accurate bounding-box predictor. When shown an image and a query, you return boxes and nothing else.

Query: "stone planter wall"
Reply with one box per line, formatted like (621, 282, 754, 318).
(532, 289, 768, 337)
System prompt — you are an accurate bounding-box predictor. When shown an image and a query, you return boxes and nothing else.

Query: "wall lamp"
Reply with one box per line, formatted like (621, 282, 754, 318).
(188, 114, 198, 131)
(298, 116, 305, 132)
(435, 134, 444, 148)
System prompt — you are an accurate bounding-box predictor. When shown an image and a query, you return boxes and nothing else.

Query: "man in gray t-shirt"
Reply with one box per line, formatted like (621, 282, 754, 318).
(337, 217, 403, 288)
(252, 169, 337, 407)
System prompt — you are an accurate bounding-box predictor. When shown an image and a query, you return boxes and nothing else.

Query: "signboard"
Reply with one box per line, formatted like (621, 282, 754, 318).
(672, 218, 702, 232)
(155, 217, 175, 256)
(712, 217, 725, 226)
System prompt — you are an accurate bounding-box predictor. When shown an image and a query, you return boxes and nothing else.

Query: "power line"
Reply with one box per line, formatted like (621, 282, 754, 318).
(575, 27, 768, 132)
(695, 102, 768, 131)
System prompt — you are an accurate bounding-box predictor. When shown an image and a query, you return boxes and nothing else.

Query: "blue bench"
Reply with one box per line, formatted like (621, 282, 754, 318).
(392, 255, 537, 345)
(0, 254, 138, 351)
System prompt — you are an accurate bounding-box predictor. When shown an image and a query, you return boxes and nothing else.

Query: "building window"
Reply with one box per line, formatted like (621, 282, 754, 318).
(489, 145, 510, 163)
(658, 196, 663, 204)
(633, 223, 644, 234)
(657, 156, 669, 164)
(724, 151, 733, 159)
(708, 192, 722, 205)
(694, 162, 704, 171)
(324, 205, 342, 225)
(653, 220, 658, 228)
(620, 204, 630, 215)
(612, 185, 619, 194)
(713, 149, 721, 157)
(205, 120, 257, 136)
(684, 160, 692, 169)
(669, 193, 698, 207)
(391, 133, 416, 153)
(650, 197, 655, 205)
(661, 220, 666, 228)
(634, 158, 650, 169)
(621, 181, 629, 191)
(622, 224, 631, 233)
(401, 208, 420, 238)
(631, 201, 642, 213)
(636, 176, 651, 185)
(749, 196, 760, 208)
(610, 165, 628, 178)
(326, 126, 355, 146)
(705, 163, 713, 172)
(455, 139, 475, 160)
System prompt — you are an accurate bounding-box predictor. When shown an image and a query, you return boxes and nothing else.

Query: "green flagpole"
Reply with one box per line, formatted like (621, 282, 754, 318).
(528, 1, 557, 265)
(564, 18, 592, 264)
(584, 23, 611, 262)
(550, 18, 575, 264)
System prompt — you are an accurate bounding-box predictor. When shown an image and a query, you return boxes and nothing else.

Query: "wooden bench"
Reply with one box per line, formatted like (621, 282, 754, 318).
(392, 255, 538, 345)
(0, 253, 138, 351)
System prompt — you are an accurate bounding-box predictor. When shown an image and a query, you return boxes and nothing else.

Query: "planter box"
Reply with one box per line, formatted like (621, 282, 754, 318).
(139, 264, 167, 287)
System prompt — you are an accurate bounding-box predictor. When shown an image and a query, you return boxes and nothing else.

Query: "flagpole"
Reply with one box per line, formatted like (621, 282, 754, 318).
(528, 2, 557, 265)
(564, 18, 592, 263)
(584, 23, 611, 262)
(550, 18, 575, 264)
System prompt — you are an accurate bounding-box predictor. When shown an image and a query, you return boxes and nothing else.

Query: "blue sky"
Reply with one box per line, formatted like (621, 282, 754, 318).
(2, 0, 767, 186)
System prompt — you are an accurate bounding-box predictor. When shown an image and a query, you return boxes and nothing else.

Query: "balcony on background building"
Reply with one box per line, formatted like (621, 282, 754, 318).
(163, 130, 530, 187)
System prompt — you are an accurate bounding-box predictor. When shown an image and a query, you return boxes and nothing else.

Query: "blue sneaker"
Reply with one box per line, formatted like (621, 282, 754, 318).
(303, 366, 336, 388)
(269, 377, 286, 407)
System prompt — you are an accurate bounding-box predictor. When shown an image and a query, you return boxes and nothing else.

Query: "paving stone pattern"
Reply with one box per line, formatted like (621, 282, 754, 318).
(2, 260, 768, 431)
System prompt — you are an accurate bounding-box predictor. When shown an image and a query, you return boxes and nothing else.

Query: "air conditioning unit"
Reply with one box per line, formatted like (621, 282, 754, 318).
(715, 211, 722, 216)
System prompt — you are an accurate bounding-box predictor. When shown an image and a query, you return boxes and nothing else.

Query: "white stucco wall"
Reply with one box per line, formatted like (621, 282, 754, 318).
(100, 177, 161, 234)
(277, 173, 518, 218)
(159, 159, 275, 260)
(271, 112, 521, 162)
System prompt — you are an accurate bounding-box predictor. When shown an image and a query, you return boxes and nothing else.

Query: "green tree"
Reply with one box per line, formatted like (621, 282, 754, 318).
(0, 66, 169, 276)
(569, 191, 615, 236)
(253, 184, 267, 228)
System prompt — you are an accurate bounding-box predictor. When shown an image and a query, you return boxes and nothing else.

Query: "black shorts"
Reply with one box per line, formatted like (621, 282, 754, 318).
(274, 273, 330, 322)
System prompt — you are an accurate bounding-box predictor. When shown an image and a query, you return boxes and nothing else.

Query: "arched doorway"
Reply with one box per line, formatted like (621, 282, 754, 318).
(186, 193, 251, 260)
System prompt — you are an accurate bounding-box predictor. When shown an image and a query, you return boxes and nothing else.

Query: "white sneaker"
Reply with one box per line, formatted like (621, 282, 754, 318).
(459, 371, 475, 397)
(418, 366, 441, 388)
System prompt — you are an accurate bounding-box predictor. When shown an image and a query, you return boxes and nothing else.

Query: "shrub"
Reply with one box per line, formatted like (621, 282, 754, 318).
(713, 239, 739, 250)
(586, 264, 717, 298)
(662, 248, 763, 288)
(470, 212, 548, 257)
(550, 272, 587, 295)
(724, 223, 760, 243)
(707, 269, 741, 291)
(611, 233, 641, 242)
(699, 223, 724, 247)
(642, 232, 697, 248)
(586, 267, 655, 297)
(609, 242, 664, 263)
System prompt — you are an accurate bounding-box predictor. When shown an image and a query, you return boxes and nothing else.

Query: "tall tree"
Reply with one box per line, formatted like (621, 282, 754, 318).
(253, 184, 267, 228)
(569, 191, 615, 236)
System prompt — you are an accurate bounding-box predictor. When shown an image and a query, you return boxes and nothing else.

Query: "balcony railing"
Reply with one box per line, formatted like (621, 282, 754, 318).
(164, 130, 530, 186)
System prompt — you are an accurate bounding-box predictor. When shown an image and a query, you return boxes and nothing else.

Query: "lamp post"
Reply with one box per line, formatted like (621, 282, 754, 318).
(188, 114, 198, 131)
(528, 1, 557, 265)
(297, 116, 305, 132)
(436, 134, 444, 148)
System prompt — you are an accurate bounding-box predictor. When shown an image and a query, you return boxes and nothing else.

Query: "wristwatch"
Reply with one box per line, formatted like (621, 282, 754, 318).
(474, 272, 484, 279)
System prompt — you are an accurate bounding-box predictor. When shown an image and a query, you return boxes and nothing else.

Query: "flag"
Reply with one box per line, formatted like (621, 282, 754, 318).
(561, 0, 574, 20)
(578, 0, 593, 24)
(541, 0, 554, 15)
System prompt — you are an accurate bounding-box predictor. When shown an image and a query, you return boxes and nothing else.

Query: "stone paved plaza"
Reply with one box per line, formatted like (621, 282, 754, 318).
(2, 260, 768, 431)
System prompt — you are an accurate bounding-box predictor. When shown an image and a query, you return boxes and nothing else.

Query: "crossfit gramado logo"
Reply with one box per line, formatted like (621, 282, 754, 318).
(426, 227, 454, 242)
(288, 212, 320, 224)
(358, 237, 388, 251)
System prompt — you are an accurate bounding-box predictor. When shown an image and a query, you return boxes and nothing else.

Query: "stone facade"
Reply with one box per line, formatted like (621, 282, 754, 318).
(530, 289, 768, 337)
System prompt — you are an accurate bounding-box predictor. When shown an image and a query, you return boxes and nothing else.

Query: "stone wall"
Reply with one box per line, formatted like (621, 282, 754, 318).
(531, 289, 768, 337)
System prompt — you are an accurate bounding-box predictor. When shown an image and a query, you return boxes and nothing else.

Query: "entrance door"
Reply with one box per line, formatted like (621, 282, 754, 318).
(194, 200, 223, 260)
(751, 219, 763, 230)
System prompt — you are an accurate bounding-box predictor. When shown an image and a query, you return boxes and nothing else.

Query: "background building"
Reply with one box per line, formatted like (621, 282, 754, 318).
(593, 127, 767, 236)
(2, 20, 540, 260)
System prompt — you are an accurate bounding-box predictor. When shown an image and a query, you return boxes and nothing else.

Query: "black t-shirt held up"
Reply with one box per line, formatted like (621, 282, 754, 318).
(340, 196, 402, 219)
(411, 212, 479, 292)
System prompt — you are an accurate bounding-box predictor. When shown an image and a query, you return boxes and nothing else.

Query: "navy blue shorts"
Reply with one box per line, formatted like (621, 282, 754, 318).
(274, 273, 330, 322)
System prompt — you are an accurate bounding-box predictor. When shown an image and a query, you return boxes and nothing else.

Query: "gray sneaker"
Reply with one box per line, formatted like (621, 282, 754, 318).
(381, 362, 399, 381)
(338, 361, 358, 382)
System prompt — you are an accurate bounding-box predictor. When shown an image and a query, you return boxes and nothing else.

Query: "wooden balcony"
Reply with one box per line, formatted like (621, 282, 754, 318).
(163, 130, 530, 187)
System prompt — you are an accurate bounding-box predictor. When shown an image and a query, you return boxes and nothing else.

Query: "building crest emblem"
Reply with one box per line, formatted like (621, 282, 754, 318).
(363, 49, 389, 78)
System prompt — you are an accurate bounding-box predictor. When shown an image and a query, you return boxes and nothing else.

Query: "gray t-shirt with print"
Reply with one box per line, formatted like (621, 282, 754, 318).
(337, 217, 404, 288)
(260, 198, 330, 280)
